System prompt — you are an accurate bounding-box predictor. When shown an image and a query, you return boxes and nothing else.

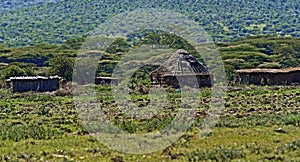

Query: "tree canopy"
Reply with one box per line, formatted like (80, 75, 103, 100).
(46, 56, 74, 81)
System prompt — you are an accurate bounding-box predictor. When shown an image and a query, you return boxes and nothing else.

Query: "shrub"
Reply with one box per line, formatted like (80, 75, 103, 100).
(0, 65, 26, 79)
(0, 63, 36, 80)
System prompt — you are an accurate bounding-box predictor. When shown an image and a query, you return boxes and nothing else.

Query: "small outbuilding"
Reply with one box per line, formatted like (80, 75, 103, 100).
(236, 68, 300, 85)
(6, 76, 60, 92)
(150, 49, 212, 88)
(95, 77, 119, 86)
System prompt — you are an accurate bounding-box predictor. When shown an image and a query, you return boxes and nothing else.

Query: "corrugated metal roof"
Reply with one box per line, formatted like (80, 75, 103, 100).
(237, 68, 300, 73)
(97, 77, 119, 80)
(6, 76, 60, 81)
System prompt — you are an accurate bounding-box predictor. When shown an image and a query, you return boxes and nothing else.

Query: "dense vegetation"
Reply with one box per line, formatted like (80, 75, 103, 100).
(0, 0, 299, 46)
(0, 0, 61, 12)
(0, 35, 299, 85)
(218, 36, 300, 82)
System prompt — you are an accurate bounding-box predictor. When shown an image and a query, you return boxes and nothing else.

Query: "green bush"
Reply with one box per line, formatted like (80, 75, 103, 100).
(0, 65, 26, 79)
(0, 63, 36, 80)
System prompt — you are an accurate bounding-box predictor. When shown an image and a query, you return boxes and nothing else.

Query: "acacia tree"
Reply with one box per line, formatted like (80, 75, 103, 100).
(47, 56, 74, 81)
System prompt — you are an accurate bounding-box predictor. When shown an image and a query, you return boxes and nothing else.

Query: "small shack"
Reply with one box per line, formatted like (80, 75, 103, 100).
(6, 76, 60, 92)
(150, 49, 212, 88)
(95, 77, 119, 86)
(236, 68, 300, 85)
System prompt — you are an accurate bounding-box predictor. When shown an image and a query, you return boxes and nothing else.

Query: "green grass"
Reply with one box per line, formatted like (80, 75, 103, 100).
(1, 85, 300, 161)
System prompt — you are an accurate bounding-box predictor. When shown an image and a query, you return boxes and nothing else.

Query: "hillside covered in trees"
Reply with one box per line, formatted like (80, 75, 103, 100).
(0, 0, 61, 12)
(0, 0, 299, 46)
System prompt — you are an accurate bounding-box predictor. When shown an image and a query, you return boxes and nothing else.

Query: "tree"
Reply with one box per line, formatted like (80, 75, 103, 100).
(224, 64, 237, 85)
(276, 45, 300, 67)
(46, 56, 74, 81)
(0, 65, 26, 79)
(140, 31, 202, 60)
(9, 62, 36, 76)
(62, 37, 86, 50)
(106, 38, 131, 54)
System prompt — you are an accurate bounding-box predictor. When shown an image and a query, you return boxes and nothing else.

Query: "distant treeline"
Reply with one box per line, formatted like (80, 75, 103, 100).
(0, 0, 299, 46)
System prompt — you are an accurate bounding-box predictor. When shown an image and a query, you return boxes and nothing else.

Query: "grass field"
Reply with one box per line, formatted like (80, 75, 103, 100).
(1, 85, 300, 161)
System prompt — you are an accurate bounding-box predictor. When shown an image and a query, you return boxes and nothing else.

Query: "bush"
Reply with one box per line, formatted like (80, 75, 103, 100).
(0, 63, 36, 80)
(0, 65, 26, 79)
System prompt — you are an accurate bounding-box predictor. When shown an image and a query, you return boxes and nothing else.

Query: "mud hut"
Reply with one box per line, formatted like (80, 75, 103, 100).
(236, 68, 300, 85)
(150, 49, 212, 88)
(6, 76, 60, 92)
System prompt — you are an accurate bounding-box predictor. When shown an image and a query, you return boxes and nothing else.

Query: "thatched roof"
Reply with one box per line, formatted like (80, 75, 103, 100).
(151, 49, 209, 76)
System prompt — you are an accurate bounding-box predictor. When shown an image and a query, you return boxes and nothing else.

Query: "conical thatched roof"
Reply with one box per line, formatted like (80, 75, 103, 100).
(151, 49, 209, 76)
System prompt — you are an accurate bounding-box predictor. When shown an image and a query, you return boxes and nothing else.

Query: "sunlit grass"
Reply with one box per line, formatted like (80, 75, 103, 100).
(1, 85, 300, 161)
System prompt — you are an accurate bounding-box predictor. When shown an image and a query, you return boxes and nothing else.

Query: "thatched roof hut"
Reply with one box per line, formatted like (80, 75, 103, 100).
(150, 49, 212, 88)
